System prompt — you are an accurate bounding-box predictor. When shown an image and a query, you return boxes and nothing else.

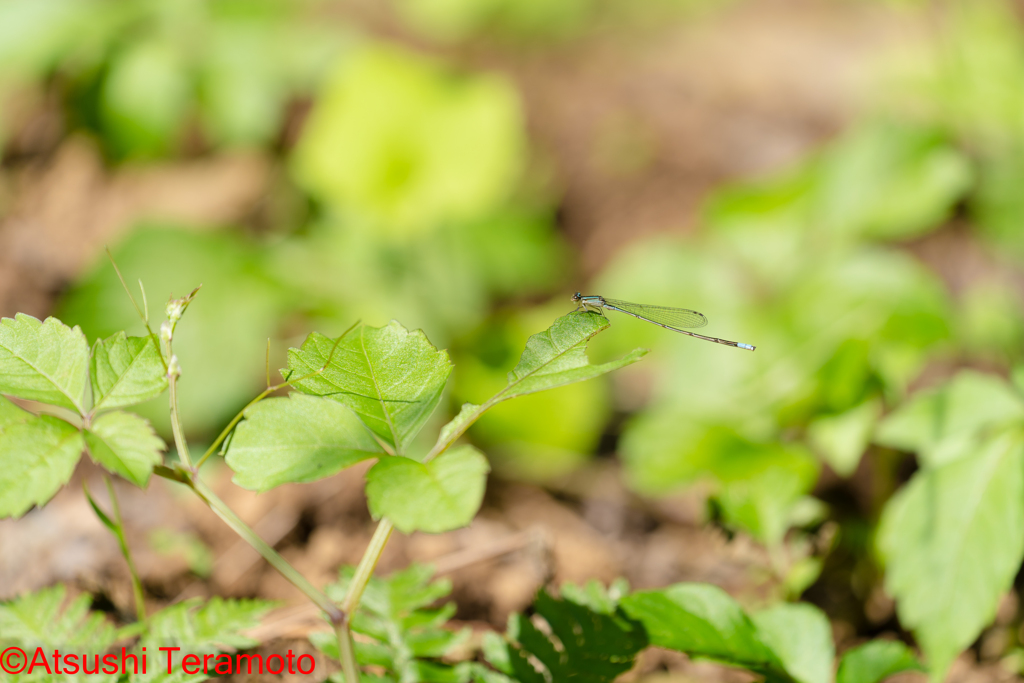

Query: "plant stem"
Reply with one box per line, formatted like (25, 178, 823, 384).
(188, 478, 342, 621)
(194, 386, 273, 470)
(105, 477, 147, 623)
(194, 324, 357, 470)
(341, 397, 496, 624)
(341, 519, 394, 615)
(335, 620, 360, 683)
(167, 353, 193, 471)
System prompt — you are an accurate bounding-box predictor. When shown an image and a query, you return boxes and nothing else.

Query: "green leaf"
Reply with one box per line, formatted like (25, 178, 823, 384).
(624, 418, 819, 546)
(0, 313, 89, 413)
(287, 322, 453, 453)
(292, 45, 525, 235)
(498, 311, 647, 400)
(0, 393, 32, 429)
(875, 371, 1024, 468)
(90, 332, 167, 412)
(502, 590, 648, 683)
(878, 429, 1024, 679)
(751, 603, 834, 683)
(0, 404, 84, 518)
(815, 121, 972, 241)
(438, 402, 482, 446)
(225, 394, 383, 492)
(836, 640, 924, 683)
(84, 410, 165, 487)
(807, 399, 881, 476)
(100, 40, 191, 159)
(315, 564, 469, 682)
(0, 584, 118, 649)
(0, 585, 122, 683)
(140, 597, 276, 652)
(83, 483, 118, 533)
(57, 226, 287, 437)
(620, 584, 781, 675)
(148, 529, 215, 578)
(365, 445, 489, 533)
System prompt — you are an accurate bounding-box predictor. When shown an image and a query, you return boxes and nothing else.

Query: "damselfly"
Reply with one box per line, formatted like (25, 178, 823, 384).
(572, 293, 755, 351)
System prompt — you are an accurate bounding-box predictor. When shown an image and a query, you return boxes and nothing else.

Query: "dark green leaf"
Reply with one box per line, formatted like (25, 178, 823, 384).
(502, 590, 647, 683)
(0, 313, 89, 413)
(226, 394, 383, 492)
(90, 332, 167, 412)
(365, 445, 490, 533)
(85, 410, 165, 487)
(287, 322, 453, 453)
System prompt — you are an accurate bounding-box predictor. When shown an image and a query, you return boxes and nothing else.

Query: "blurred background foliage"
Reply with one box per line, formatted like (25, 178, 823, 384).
(8, 0, 1024, 676)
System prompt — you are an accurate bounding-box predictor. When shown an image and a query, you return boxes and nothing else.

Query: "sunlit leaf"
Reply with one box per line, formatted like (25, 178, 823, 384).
(287, 321, 452, 453)
(0, 313, 89, 413)
(0, 584, 119, 682)
(365, 445, 489, 533)
(815, 121, 972, 242)
(498, 311, 646, 400)
(623, 418, 818, 546)
(875, 371, 1024, 468)
(225, 393, 383, 491)
(292, 46, 525, 235)
(58, 227, 287, 436)
(140, 596, 276, 652)
(807, 398, 881, 476)
(315, 564, 469, 681)
(878, 429, 1024, 679)
(91, 332, 167, 412)
(450, 308, 618, 481)
(84, 410, 165, 487)
(0, 401, 84, 519)
(836, 640, 924, 683)
(751, 603, 834, 683)
(620, 584, 781, 675)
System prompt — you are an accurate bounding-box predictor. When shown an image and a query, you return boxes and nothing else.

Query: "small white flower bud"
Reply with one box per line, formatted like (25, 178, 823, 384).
(167, 355, 181, 379)
(160, 321, 173, 343)
(166, 299, 185, 323)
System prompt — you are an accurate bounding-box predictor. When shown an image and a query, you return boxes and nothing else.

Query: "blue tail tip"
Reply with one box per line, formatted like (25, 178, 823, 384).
(738, 343, 755, 351)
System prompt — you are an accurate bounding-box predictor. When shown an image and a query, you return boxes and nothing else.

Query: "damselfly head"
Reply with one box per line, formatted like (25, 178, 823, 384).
(571, 292, 582, 302)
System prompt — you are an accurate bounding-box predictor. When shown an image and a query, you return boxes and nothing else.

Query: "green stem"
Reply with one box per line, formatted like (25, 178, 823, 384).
(188, 477, 342, 621)
(194, 386, 272, 470)
(341, 519, 394, 615)
(194, 324, 357, 470)
(167, 354, 193, 471)
(423, 400, 494, 464)
(341, 396, 498, 630)
(335, 620, 360, 683)
(105, 477, 147, 623)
